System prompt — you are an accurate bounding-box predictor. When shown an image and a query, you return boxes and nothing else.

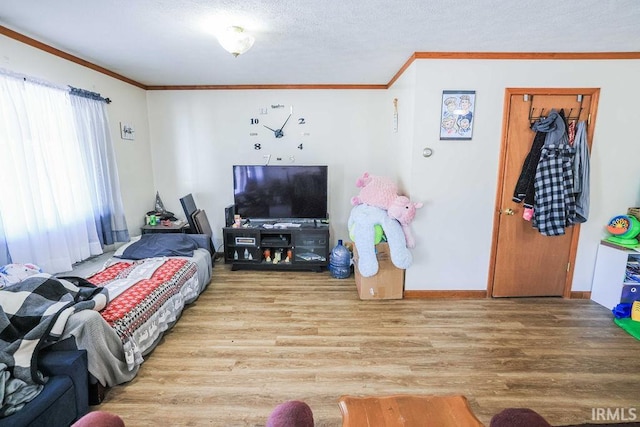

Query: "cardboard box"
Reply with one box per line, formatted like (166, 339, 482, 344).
(353, 242, 405, 300)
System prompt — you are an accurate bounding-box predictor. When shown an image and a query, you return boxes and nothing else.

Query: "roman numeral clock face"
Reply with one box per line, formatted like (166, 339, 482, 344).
(249, 104, 308, 151)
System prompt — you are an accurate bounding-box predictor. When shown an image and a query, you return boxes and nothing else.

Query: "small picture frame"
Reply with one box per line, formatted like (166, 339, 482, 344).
(440, 90, 475, 140)
(120, 122, 135, 140)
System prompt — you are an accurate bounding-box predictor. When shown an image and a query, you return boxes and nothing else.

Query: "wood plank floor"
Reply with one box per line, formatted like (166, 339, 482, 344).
(95, 260, 640, 426)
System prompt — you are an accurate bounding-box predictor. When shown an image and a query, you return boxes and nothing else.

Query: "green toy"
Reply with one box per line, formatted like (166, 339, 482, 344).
(606, 215, 640, 248)
(349, 223, 385, 245)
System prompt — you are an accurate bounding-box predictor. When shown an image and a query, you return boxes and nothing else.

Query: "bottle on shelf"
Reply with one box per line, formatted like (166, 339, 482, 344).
(244, 248, 249, 259)
(233, 250, 239, 260)
(329, 239, 352, 279)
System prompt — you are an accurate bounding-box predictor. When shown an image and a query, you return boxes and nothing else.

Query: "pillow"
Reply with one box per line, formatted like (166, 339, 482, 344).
(0, 263, 43, 289)
(113, 235, 142, 257)
(117, 233, 202, 260)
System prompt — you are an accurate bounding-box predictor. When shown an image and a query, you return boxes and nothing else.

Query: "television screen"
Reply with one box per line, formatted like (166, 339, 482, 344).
(233, 165, 328, 220)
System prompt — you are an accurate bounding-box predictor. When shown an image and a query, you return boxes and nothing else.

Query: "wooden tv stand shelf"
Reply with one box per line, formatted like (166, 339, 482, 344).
(222, 225, 329, 272)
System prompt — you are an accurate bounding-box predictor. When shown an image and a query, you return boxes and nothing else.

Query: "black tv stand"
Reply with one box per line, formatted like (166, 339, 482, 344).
(222, 225, 329, 272)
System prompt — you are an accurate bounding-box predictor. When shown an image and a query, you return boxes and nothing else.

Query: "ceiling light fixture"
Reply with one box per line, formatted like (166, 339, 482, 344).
(217, 26, 255, 57)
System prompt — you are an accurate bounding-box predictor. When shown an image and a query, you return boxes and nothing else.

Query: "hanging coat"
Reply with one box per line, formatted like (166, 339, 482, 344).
(531, 110, 577, 236)
(513, 129, 546, 209)
(572, 121, 590, 223)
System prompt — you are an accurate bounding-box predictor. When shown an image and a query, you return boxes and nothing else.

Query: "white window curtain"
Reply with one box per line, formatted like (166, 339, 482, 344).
(69, 88, 129, 246)
(0, 70, 128, 272)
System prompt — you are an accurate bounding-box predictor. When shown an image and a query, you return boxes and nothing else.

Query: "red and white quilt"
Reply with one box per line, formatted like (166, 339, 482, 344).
(88, 257, 199, 369)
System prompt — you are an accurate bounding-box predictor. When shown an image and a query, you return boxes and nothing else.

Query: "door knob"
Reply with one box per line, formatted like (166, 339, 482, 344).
(502, 208, 515, 216)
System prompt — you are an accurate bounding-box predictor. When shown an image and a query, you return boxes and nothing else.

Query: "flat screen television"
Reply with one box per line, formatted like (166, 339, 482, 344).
(233, 165, 328, 221)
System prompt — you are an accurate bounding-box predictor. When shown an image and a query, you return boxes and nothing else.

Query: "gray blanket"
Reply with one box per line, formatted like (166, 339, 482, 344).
(0, 275, 108, 417)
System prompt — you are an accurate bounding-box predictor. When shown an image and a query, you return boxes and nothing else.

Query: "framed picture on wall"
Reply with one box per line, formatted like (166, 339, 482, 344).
(440, 90, 475, 140)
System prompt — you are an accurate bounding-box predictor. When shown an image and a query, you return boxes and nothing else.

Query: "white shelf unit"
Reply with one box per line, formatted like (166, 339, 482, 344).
(591, 242, 640, 310)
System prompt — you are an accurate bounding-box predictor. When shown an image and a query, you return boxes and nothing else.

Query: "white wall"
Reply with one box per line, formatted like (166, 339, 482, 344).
(388, 66, 417, 193)
(146, 90, 390, 252)
(402, 59, 640, 292)
(0, 35, 154, 237)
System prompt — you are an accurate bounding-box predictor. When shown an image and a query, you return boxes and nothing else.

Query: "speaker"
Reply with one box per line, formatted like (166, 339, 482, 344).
(225, 204, 236, 227)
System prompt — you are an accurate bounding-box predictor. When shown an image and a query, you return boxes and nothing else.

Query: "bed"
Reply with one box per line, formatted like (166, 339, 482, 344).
(54, 233, 213, 387)
(2, 232, 213, 418)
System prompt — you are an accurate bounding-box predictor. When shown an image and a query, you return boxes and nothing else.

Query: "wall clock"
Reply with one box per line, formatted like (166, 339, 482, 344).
(249, 104, 308, 150)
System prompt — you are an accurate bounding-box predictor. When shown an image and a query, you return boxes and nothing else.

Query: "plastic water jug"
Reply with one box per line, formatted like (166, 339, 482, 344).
(329, 239, 351, 279)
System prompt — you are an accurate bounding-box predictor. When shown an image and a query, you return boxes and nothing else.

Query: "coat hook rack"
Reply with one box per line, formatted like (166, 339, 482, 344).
(527, 94, 584, 123)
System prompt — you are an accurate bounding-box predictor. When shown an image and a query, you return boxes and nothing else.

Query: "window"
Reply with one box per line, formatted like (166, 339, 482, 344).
(0, 71, 129, 273)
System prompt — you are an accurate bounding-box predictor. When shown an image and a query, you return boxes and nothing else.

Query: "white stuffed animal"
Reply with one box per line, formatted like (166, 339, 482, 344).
(348, 204, 412, 277)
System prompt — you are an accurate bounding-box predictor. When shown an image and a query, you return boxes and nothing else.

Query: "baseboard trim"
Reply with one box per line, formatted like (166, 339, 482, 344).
(403, 290, 488, 299)
(403, 290, 592, 299)
(570, 291, 592, 299)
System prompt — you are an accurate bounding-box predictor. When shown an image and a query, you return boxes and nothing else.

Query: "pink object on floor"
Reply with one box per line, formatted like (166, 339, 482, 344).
(266, 400, 314, 427)
(72, 411, 125, 427)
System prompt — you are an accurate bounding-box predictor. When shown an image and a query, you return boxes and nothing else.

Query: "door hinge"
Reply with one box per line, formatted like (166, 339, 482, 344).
(567, 262, 571, 272)
(587, 113, 591, 125)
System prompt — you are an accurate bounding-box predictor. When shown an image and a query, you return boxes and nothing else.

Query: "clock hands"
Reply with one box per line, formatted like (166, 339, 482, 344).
(263, 112, 292, 138)
(279, 113, 292, 134)
(263, 124, 284, 138)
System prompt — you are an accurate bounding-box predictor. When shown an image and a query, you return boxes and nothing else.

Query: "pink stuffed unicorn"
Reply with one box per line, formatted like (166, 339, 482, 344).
(351, 172, 423, 248)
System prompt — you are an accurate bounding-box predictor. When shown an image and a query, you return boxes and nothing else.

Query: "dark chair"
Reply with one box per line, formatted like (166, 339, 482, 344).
(192, 209, 212, 237)
(192, 209, 214, 255)
(0, 350, 89, 427)
(179, 193, 198, 234)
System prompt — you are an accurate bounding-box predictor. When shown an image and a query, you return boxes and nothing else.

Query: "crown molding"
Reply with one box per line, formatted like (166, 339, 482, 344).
(0, 25, 146, 89)
(3, 25, 639, 91)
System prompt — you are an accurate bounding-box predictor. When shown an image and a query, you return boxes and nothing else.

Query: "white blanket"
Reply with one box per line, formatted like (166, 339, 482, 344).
(102, 258, 167, 300)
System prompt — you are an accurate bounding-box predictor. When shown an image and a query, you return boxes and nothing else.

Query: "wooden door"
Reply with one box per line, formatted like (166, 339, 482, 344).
(489, 89, 599, 297)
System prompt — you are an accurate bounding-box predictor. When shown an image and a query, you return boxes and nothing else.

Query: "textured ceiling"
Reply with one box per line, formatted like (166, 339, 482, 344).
(1, 0, 639, 87)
